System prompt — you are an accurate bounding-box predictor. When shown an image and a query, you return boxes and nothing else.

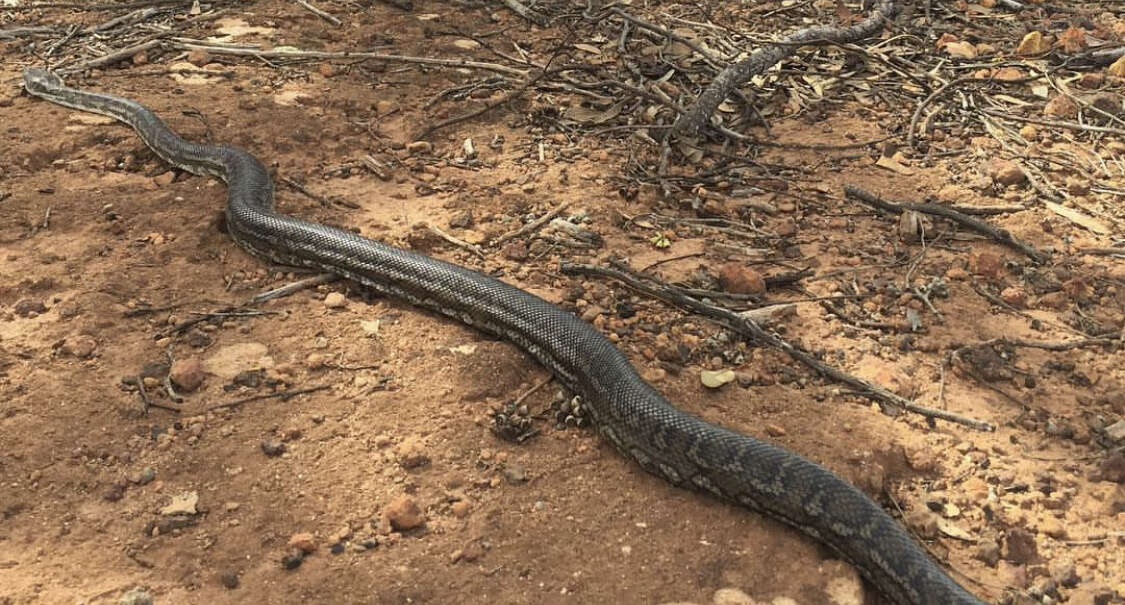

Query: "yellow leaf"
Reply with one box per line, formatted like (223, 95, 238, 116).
(875, 154, 915, 175)
(700, 369, 735, 389)
(1016, 31, 1050, 56)
(649, 232, 671, 249)
(1044, 201, 1111, 235)
(1109, 54, 1125, 78)
(943, 41, 977, 58)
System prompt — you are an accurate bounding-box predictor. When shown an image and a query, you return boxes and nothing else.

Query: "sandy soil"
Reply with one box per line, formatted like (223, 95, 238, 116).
(1, 2, 1124, 605)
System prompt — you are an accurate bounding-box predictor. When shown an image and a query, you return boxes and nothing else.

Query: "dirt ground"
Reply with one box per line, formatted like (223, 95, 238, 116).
(1, 1, 1124, 604)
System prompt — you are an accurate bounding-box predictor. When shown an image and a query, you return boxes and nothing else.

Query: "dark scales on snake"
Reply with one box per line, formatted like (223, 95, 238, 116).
(21, 68, 987, 605)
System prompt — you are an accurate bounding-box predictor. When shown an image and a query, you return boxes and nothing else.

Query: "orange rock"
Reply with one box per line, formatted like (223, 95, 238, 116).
(170, 358, 205, 392)
(1000, 286, 1027, 308)
(987, 159, 1025, 186)
(970, 251, 1005, 280)
(717, 263, 766, 295)
(287, 532, 317, 554)
(383, 495, 425, 531)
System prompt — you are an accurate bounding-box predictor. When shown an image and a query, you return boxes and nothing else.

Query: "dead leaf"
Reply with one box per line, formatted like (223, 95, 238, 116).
(1044, 95, 1078, 118)
(161, 491, 199, 516)
(935, 517, 975, 541)
(1043, 201, 1111, 234)
(992, 67, 1023, 81)
(563, 102, 623, 125)
(1016, 31, 1051, 56)
(943, 41, 977, 59)
(700, 369, 735, 389)
(1057, 26, 1087, 54)
(875, 153, 915, 175)
(1109, 54, 1125, 77)
(573, 43, 602, 55)
(834, 0, 856, 24)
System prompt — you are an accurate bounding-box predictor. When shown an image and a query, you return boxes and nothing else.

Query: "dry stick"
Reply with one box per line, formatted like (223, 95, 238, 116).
(416, 78, 522, 138)
(281, 176, 359, 209)
(294, 0, 341, 26)
(0, 0, 189, 10)
(980, 108, 1125, 137)
(209, 385, 330, 411)
(843, 185, 1050, 263)
(942, 204, 1025, 216)
(0, 26, 60, 39)
(493, 201, 570, 245)
(161, 274, 336, 336)
(500, 0, 547, 27)
(427, 224, 486, 259)
(1079, 247, 1125, 258)
(417, 30, 577, 138)
(671, 0, 900, 138)
(83, 6, 159, 34)
(168, 42, 528, 77)
(250, 273, 340, 305)
(973, 336, 1118, 351)
(58, 39, 162, 73)
(55, 8, 227, 73)
(561, 262, 994, 431)
(609, 7, 725, 68)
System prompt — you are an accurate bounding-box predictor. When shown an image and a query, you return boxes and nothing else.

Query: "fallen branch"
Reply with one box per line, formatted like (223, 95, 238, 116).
(843, 185, 1050, 263)
(561, 262, 994, 431)
(500, 0, 547, 27)
(209, 385, 330, 411)
(168, 41, 528, 77)
(294, 0, 341, 26)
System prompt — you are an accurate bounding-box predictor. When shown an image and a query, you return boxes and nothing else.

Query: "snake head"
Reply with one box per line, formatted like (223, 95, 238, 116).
(22, 68, 65, 95)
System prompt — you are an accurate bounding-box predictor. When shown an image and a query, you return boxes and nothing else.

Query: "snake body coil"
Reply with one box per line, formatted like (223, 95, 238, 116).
(22, 68, 985, 605)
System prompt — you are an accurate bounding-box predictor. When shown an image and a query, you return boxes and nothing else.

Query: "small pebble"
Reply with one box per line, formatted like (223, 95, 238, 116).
(717, 263, 765, 295)
(219, 571, 239, 589)
(986, 159, 1025, 186)
(395, 436, 431, 469)
(1004, 527, 1038, 564)
(186, 48, 212, 66)
(974, 538, 1001, 567)
(502, 462, 528, 484)
(712, 587, 755, 605)
(383, 494, 425, 530)
(260, 440, 286, 457)
(281, 548, 305, 570)
(103, 482, 126, 502)
(169, 358, 206, 392)
(305, 353, 326, 370)
(13, 298, 47, 317)
(128, 467, 156, 485)
(118, 588, 154, 605)
(287, 532, 317, 554)
(324, 292, 347, 309)
(61, 335, 97, 358)
(503, 241, 528, 261)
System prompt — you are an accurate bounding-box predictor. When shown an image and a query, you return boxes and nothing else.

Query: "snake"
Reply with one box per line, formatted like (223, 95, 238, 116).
(22, 68, 986, 605)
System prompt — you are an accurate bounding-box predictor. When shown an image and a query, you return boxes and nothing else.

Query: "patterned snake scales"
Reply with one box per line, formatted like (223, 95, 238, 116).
(23, 68, 985, 604)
